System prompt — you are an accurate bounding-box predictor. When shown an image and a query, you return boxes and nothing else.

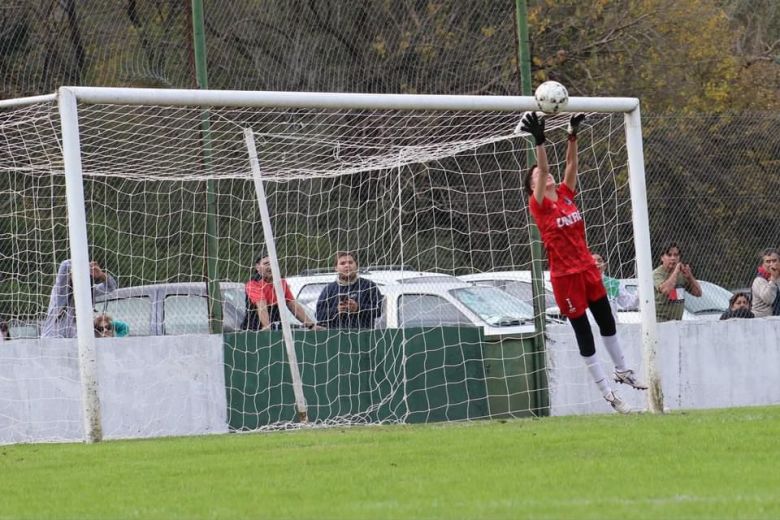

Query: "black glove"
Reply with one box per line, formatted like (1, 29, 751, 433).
(567, 113, 586, 137)
(520, 111, 545, 146)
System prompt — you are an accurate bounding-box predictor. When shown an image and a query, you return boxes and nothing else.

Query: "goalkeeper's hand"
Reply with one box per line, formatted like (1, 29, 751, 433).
(567, 113, 586, 137)
(519, 111, 546, 146)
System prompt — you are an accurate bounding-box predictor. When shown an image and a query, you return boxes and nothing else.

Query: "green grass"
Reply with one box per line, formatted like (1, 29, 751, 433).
(2, 406, 779, 519)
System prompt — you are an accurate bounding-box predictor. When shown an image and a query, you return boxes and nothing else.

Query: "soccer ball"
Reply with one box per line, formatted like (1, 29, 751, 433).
(534, 81, 569, 114)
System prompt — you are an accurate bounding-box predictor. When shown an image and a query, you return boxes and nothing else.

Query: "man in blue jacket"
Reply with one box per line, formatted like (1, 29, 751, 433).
(316, 252, 383, 329)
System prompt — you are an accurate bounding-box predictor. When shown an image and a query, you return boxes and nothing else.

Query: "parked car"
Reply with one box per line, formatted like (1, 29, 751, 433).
(619, 279, 733, 322)
(287, 267, 462, 315)
(286, 267, 542, 335)
(463, 271, 733, 323)
(460, 271, 560, 320)
(375, 281, 538, 336)
(94, 282, 247, 336)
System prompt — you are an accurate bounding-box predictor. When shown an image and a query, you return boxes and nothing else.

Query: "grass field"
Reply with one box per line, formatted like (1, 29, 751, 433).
(2, 406, 779, 519)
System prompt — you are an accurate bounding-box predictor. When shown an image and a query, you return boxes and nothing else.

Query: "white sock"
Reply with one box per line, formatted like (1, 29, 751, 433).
(583, 355, 611, 397)
(601, 334, 627, 373)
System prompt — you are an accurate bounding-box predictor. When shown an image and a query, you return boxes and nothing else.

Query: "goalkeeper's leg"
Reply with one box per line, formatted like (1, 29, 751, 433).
(569, 313, 631, 413)
(589, 296, 647, 390)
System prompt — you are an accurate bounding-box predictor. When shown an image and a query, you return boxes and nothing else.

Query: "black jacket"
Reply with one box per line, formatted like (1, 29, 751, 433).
(315, 278, 383, 329)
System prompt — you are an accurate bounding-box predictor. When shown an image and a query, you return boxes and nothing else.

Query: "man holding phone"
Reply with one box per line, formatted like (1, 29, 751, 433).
(653, 242, 702, 322)
(316, 251, 383, 329)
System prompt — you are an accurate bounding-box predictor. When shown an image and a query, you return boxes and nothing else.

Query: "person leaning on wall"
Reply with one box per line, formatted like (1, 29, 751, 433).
(719, 292, 754, 320)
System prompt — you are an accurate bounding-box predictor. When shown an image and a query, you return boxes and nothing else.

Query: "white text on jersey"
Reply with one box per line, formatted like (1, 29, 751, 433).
(556, 210, 582, 228)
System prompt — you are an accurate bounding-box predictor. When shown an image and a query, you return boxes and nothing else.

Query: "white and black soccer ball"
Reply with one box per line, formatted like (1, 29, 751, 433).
(534, 81, 569, 114)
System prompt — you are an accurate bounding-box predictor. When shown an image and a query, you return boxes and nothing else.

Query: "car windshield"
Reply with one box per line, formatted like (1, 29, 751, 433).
(483, 279, 557, 310)
(685, 281, 732, 314)
(449, 286, 534, 327)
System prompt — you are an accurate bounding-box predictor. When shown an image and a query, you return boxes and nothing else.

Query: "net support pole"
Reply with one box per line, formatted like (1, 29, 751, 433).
(625, 106, 664, 413)
(244, 128, 308, 423)
(514, 0, 549, 417)
(58, 87, 103, 442)
(191, 0, 223, 333)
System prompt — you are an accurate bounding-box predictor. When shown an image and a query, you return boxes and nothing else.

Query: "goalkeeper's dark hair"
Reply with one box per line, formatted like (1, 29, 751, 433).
(523, 164, 538, 198)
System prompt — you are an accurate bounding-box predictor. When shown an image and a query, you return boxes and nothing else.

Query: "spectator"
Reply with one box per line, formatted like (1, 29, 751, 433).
(243, 255, 317, 331)
(521, 111, 644, 415)
(751, 248, 780, 318)
(592, 253, 638, 316)
(652, 243, 702, 322)
(0, 321, 9, 341)
(42, 259, 117, 338)
(93, 313, 130, 338)
(719, 292, 754, 320)
(316, 251, 383, 329)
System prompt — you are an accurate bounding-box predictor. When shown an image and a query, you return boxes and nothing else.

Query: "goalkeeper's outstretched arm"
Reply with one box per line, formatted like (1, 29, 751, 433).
(519, 112, 549, 204)
(563, 114, 585, 192)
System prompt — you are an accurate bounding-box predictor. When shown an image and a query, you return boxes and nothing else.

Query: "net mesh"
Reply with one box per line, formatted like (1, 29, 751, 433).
(0, 98, 636, 434)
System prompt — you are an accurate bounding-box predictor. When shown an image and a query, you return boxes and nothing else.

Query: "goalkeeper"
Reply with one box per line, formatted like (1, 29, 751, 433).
(520, 111, 646, 414)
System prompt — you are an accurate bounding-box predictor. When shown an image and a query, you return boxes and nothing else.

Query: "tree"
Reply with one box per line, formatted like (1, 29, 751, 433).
(526, 0, 779, 112)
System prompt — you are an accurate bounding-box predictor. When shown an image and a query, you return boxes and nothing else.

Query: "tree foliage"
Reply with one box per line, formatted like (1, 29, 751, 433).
(0, 1, 778, 319)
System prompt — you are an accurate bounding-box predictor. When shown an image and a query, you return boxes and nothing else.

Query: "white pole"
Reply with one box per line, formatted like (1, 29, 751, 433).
(396, 161, 411, 421)
(625, 106, 664, 413)
(67, 86, 639, 113)
(244, 128, 308, 423)
(57, 87, 103, 442)
(0, 93, 57, 109)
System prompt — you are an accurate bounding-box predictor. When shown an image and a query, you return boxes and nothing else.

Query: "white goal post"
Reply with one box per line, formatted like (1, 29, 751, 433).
(1, 86, 661, 443)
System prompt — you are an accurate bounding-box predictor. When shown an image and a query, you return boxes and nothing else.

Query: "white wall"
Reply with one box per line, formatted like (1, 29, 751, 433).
(0, 335, 228, 445)
(547, 317, 780, 415)
(3, 319, 778, 444)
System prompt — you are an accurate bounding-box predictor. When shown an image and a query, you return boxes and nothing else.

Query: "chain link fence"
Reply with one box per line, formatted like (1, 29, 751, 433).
(1, 0, 778, 300)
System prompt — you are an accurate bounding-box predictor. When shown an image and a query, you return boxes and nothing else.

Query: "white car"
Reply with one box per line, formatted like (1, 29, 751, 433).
(462, 271, 733, 323)
(287, 267, 461, 315)
(286, 268, 538, 335)
(619, 278, 733, 322)
(460, 271, 561, 320)
(376, 281, 537, 336)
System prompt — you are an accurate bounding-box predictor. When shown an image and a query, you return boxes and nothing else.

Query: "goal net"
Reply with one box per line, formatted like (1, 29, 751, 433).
(0, 89, 645, 442)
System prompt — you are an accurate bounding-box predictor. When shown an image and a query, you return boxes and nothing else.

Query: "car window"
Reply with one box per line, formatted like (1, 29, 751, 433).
(297, 283, 328, 312)
(222, 287, 246, 331)
(9, 323, 39, 339)
(685, 281, 731, 314)
(398, 294, 472, 327)
(450, 286, 534, 326)
(491, 280, 557, 310)
(164, 295, 209, 335)
(103, 296, 152, 336)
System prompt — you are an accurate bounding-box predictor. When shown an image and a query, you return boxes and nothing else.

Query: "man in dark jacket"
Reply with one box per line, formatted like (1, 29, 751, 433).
(316, 252, 383, 329)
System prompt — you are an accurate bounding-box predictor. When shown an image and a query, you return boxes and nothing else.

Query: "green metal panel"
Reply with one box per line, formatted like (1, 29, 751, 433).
(483, 337, 536, 418)
(401, 327, 489, 423)
(224, 328, 546, 429)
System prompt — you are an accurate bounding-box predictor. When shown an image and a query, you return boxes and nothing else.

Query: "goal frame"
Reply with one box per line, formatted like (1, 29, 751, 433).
(16, 86, 663, 441)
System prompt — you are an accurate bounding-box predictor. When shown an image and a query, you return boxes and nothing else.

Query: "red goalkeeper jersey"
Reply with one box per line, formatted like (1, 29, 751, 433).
(529, 183, 593, 278)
